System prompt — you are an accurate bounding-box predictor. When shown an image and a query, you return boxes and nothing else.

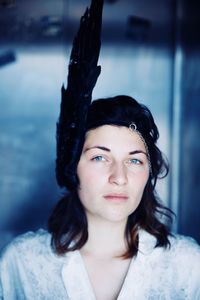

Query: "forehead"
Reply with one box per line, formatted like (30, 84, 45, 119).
(84, 125, 146, 152)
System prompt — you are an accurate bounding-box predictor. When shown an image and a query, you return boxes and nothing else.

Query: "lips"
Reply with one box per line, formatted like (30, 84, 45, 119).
(104, 193, 128, 202)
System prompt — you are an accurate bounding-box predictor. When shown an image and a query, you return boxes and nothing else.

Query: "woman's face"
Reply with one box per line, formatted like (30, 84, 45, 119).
(77, 125, 150, 224)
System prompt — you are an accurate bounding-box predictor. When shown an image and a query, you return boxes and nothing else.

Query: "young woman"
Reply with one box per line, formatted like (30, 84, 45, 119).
(1, 95, 200, 299)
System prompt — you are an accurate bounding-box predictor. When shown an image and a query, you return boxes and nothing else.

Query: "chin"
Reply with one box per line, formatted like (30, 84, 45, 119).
(100, 211, 131, 223)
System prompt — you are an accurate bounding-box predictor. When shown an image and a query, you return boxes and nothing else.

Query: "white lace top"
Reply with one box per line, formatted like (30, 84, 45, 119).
(0, 229, 200, 300)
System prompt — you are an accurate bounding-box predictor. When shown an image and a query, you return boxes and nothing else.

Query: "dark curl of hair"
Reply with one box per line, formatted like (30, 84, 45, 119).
(48, 95, 174, 258)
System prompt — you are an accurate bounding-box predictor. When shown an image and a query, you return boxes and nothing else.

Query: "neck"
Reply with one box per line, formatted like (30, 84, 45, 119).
(81, 216, 128, 259)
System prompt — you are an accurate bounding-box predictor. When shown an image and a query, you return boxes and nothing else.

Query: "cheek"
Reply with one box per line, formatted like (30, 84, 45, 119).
(77, 166, 101, 208)
(129, 171, 149, 193)
(77, 165, 103, 204)
(78, 166, 97, 186)
(78, 162, 108, 185)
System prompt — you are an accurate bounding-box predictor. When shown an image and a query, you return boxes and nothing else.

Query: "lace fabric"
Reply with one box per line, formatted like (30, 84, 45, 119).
(0, 229, 200, 299)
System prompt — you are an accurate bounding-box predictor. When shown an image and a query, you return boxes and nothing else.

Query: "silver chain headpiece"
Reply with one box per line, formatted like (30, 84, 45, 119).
(129, 122, 152, 174)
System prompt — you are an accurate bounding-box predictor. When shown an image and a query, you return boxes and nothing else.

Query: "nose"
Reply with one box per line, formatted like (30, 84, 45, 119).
(109, 162, 128, 186)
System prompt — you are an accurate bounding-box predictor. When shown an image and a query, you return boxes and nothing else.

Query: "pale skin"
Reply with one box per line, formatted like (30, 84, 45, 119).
(77, 125, 150, 300)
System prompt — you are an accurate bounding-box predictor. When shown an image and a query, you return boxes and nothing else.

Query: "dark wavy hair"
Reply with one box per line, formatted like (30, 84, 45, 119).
(48, 95, 174, 258)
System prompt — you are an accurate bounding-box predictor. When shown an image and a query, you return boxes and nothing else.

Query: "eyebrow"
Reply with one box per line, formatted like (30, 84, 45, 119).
(84, 146, 147, 156)
(84, 146, 110, 153)
(129, 150, 147, 156)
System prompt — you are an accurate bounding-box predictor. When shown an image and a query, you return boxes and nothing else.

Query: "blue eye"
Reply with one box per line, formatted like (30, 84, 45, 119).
(92, 156, 105, 162)
(129, 158, 142, 165)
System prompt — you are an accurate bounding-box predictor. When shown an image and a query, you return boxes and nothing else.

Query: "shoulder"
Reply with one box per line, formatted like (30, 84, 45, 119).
(140, 230, 200, 276)
(0, 229, 53, 265)
(159, 233, 200, 270)
(170, 235, 200, 299)
(168, 233, 200, 259)
(0, 229, 62, 292)
(0, 230, 69, 299)
(167, 234, 200, 292)
(140, 231, 200, 296)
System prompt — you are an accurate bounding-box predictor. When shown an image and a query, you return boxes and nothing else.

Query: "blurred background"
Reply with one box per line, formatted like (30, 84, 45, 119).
(0, 0, 200, 250)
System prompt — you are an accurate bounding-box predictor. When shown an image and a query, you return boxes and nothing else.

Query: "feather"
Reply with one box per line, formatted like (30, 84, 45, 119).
(56, 0, 104, 190)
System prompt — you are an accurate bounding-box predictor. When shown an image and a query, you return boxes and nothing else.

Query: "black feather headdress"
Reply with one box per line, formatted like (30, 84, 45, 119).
(56, 0, 104, 190)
